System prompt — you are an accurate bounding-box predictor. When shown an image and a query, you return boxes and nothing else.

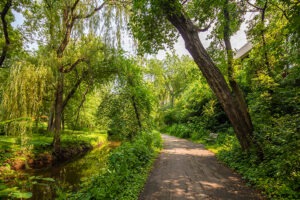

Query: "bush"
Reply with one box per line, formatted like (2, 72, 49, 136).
(71, 131, 162, 200)
(165, 124, 192, 138)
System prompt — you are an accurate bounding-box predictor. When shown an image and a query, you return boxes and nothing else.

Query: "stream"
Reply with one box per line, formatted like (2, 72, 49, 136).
(21, 144, 113, 200)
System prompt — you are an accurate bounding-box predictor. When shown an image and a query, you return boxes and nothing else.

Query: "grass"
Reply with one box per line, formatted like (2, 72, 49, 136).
(0, 129, 108, 167)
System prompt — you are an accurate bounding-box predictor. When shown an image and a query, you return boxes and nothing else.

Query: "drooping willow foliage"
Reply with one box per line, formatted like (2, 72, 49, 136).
(1, 62, 52, 140)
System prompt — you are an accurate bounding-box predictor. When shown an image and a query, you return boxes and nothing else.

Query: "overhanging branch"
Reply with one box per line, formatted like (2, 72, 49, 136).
(196, 20, 213, 32)
(0, 0, 12, 67)
(60, 57, 87, 73)
(62, 70, 89, 110)
(245, 0, 263, 11)
(74, 2, 106, 19)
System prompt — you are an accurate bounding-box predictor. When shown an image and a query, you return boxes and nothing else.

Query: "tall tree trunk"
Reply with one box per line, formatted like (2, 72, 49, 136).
(62, 113, 65, 130)
(47, 101, 55, 132)
(47, 1, 105, 152)
(223, 0, 263, 158)
(170, 92, 175, 108)
(52, 73, 64, 153)
(0, 0, 12, 67)
(131, 95, 142, 129)
(164, 7, 255, 151)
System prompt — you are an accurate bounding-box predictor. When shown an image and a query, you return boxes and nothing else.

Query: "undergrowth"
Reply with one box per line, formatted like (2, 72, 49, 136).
(68, 130, 162, 200)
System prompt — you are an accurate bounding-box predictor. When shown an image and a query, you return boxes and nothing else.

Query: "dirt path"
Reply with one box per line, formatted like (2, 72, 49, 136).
(139, 134, 263, 200)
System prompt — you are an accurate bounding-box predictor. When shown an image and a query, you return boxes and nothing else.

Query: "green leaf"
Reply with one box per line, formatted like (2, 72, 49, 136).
(11, 191, 33, 199)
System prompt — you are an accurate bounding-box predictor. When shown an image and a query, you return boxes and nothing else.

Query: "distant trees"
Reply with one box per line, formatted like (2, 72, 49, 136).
(98, 58, 154, 140)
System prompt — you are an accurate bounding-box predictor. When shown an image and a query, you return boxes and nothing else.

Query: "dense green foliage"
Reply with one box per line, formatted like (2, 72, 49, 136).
(69, 131, 162, 200)
(98, 58, 154, 140)
(0, 0, 299, 199)
(161, 55, 299, 198)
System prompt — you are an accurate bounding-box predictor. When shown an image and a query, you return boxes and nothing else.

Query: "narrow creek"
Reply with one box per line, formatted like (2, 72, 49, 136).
(18, 143, 114, 200)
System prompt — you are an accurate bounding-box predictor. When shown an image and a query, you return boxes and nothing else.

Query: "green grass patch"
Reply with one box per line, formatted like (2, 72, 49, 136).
(0, 129, 108, 169)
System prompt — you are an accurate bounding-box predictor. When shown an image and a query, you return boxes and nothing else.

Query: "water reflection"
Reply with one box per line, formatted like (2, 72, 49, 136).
(26, 144, 111, 200)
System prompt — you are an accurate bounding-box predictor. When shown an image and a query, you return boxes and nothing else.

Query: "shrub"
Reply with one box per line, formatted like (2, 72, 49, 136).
(165, 124, 192, 138)
(71, 131, 162, 200)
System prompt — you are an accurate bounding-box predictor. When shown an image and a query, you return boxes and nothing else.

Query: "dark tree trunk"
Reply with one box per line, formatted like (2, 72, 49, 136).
(0, 0, 12, 67)
(47, 101, 55, 132)
(164, 7, 255, 151)
(131, 95, 142, 129)
(52, 73, 64, 153)
(47, 1, 104, 152)
(62, 113, 65, 130)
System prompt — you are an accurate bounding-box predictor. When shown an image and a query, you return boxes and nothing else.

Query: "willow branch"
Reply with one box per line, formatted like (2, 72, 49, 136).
(74, 2, 106, 19)
(71, 0, 80, 12)
(181, 0, 190, 5)
(0, 0, 12, 67)
(245, 0, 263, 10)
(62, 70, 89, 110)
(60, 57, 87, 73)
(57, 1, 106, 58)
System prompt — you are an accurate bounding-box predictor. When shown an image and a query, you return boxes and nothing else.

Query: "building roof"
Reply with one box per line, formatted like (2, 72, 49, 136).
(234, 42, 253, 59)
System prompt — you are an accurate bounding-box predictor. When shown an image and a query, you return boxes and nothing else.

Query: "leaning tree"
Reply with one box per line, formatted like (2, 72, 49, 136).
(130, 0, 262, 154)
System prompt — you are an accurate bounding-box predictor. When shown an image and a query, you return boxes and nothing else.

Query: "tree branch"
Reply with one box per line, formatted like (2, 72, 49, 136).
(181, 0, 190, 5)
(60, 57, 87, 73)
(71, 0, 80, 12)
(62, 70, 89, 110)
(245, 0, 263, 10)
(74, 84, 91, 128)
(269, 1, 289, 20)
(74, 2, 106, 20)
(0, 0, 12, 67)
(57, 1, 106, 58)
(196, 20, 213, 32)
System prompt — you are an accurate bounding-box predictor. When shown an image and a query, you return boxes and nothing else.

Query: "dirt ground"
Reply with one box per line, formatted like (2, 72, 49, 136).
(139, 134, 264, 200)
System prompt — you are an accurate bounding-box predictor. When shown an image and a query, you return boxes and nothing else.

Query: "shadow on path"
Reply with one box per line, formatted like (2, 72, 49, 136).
(139, 134, 264, 200)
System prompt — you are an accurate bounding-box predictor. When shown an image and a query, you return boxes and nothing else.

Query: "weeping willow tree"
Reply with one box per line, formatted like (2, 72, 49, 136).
(1, 62, 51, 144)
(20, 0, 132, 152)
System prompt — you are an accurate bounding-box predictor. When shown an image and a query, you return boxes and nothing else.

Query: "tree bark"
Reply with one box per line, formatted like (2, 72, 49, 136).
(49, 1, 105, 152)
(164, 5, 255, 151)
(52, 73, 64, 153)
(47, 100, 55, 132)
(131, 95, 142, 129)
(0, 0, 12, 67)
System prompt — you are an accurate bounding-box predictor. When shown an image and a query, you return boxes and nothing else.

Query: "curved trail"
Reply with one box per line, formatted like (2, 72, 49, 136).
(139, 134, 263, 200)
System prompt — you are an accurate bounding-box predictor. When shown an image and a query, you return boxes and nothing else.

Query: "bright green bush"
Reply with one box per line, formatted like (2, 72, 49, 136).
(165, 123, 192, 138)
(71, 131, 162, 200)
